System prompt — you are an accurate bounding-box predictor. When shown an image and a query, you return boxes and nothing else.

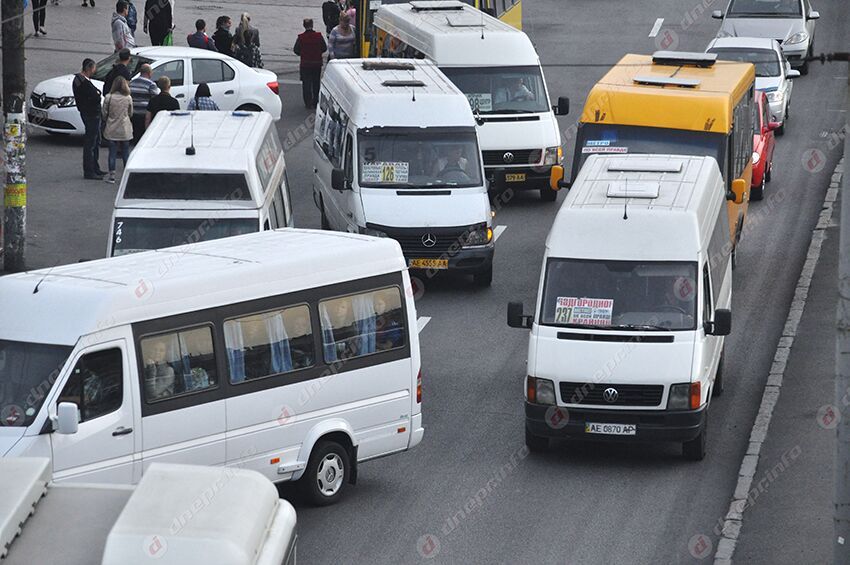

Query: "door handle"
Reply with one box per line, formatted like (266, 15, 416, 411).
(175, 94, 185, 99)
(112, 426, 133, 437)
(225, 90, 235, 95)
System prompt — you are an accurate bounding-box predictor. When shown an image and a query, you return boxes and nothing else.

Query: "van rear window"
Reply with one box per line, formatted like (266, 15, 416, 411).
(123, 173, 251, 200)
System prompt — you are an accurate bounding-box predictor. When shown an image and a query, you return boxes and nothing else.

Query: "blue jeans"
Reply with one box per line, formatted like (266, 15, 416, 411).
(108, 140, 130, 173)
(81, 114, 101, 176)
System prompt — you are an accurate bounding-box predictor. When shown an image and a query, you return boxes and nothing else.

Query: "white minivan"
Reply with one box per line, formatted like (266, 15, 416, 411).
(107, 110, 293, 257)
(313, 58, 495, 286)
(0, 229, 423, 505)
(508, 154, 732, 460)
(372, 0, 569, 201)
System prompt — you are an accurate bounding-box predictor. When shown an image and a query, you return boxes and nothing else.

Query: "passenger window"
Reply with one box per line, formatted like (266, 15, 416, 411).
(702, 264, 713, 327)
(192, 59, 230, 84)
(140, 327, 217, 402)
(320, 287, 406, 362)
(57, 349, 123, 422)
(224, 305, 315, 383)
(316, 97, 349, 169)
(151, 60, 184, 87)
(222, 62, 235, 82)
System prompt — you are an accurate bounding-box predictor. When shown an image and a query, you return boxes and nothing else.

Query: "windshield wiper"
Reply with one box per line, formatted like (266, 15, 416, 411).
(608, 323, 671, 332)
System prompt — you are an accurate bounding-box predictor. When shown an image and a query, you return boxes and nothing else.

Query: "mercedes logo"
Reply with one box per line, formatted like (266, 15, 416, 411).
(602, 388, 619, 403)
(503, 152, 515, 164)
(421, 233, 437, 248)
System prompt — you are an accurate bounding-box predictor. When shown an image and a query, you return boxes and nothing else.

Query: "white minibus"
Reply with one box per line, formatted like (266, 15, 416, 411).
(508, 155, 732, 460)
(0, 229, 423, 505)
(372, 0, 569, 201)
(313, 58, 495, 286)
(107, 110, 293, 257)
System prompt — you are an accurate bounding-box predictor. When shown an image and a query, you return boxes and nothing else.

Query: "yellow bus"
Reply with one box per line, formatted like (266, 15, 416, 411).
(572, 52, 756, 263)
(356, 0, 521, 57)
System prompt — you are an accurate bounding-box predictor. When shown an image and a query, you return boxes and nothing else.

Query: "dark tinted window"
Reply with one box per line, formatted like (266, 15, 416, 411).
(57, 349, 123, 422)
(92, 54, 155, 81)
(728, 0, 802, 16)
(140, 327, 218, 403)
(192, 59, 235, 84)
(124, 172, 251, 200)
(150, 60, 185, 87)
(112, 217, 258, 256)
(0, 341, 73, 427)
(320, 287, 407, 362)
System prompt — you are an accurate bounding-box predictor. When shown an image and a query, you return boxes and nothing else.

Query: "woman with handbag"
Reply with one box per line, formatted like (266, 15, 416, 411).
(234, 12, 263, 68)
(144, 0, 172, 46)
(102, 77, 133, 184)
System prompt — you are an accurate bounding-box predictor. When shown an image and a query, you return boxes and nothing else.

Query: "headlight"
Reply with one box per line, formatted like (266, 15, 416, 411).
(752, 151, 760, 165)
(363, 228, 388, 238)
(785, 31, 809, 45)
(667, 383, 691, 410)
(527, 376, 556, 405)
(766, 90, 784, 103)
(461, 224, 492, 247)
(543, 146, 562, 166)
(57, 96, 76, 108)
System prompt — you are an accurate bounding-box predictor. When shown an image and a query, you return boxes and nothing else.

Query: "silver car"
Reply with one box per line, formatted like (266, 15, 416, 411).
(712, 0, 819, 74)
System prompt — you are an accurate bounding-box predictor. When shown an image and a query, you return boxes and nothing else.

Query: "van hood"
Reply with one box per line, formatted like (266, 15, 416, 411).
(720, 18, 803, 42)
(32, 74, 104, 97)
(360, 188, 490, 229)
(0, 427, 25, 457)
(476, 114, 560, 152)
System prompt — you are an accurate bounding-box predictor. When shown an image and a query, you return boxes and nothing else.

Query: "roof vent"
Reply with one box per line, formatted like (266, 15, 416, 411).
(382, 79, 426, 87)
(410, 0, 465, 11)
(362, 60, 416, 71)
(606, 181, 660, 199)
(607, 159, 683, 173)
(652, 51, 717, 67)
(633, 76, 700, 88)
(446, 15, 485, 27)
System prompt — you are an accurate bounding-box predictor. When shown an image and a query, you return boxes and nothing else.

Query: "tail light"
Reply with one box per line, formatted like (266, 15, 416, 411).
(416, 370, 422, 403)
(526, 376, 536, 403)
(267, 81, 280, 95)
(690, 382, 701, 410)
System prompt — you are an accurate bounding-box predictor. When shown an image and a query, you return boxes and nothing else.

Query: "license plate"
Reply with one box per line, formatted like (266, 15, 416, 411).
(30, 108, 48, 121)
(505, 173, 526, 182)
(409, 258, 448, 270)
(585, 422, 636, 436)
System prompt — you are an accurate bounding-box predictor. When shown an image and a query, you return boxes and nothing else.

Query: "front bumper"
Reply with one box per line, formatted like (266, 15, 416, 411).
(767, 99, 786, 123)
(525, 401, 706, 443)
(28, 104, 84, 134)
(781, 43, 809, 68)
(486, 165, 553, 192)
(407, 243, 494, 274)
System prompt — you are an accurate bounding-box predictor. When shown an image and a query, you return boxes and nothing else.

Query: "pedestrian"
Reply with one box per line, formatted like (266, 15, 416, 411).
(129, 63, 159, 139)
(212, 15, 233, 56)
(234, 12, 262, 68)
(143, 0, 172, 46)
(72, 58, 106, 180)
(32, 0, 47, 36)
(294, 18, 326, 109)
(145, 75, 180, 128)
(321, 0, 340, 36)
(80, 0, 95, 8)
(187, 83, 220, 111)
(187, 18, 217, 51)
(345, 0, 356, 24)
(125, 0, 138, 35)
(102, 76, 133, 184)
(103, 47, 132, 96)
(112, 1, 136, 51)
(328, 12, 356, 60)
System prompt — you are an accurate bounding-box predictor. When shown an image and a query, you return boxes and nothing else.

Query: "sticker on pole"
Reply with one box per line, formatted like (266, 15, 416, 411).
(4, 183, 26, 207)
(361, 162, 409, 183)
(554, 297, 613, 326)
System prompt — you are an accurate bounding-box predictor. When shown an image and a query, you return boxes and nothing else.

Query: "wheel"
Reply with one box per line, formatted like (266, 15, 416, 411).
(751, 174, 765, 201)
(236, 104, 263, 113)
(776, 123, 784, 136)
(682, 412, 707, 461)
(539, 186, 558, 202)
(319, 199, 331, 230)
(712, 352, 725, 397)
(525, 427, 549, 452)
(300, 440, 350, 506)
(473, 266, 493, 287)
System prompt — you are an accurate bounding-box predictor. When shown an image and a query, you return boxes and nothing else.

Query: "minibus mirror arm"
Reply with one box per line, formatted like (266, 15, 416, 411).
(706, 309, 732, 336)
(507, 301, 533, 329)
(553, 97, 570, 116)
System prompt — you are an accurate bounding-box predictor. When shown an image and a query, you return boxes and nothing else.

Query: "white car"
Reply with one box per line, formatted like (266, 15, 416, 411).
(28, 46, 282, 135)
(706, 37, 799, 135)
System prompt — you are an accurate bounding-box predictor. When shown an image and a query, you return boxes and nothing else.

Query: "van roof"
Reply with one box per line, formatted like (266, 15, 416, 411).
(548, 154, 725, 261)
(373, 1, 538, 67)
(322, 58, 475, 128)
(0, 229, 407, 346)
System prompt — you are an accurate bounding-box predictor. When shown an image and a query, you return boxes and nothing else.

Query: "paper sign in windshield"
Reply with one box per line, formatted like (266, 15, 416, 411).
(361, 162, 410, 183)
(466, 93, 493, 113)
(554, 297, 614, 325)
(582, 146, 628, 154)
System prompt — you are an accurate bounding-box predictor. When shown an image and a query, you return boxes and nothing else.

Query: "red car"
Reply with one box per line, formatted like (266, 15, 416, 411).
(751, 91, 779, 200)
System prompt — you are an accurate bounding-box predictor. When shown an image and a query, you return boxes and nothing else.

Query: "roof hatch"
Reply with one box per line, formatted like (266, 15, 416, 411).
(362, 60, 416, 71)
(381, 79, 426, 87)
(410, 0, 464, 12)
(606, 181, 660, 199)
(652, 51, 717, 68)
(633, 76, 700, 88)
(607, 159, 683, 173)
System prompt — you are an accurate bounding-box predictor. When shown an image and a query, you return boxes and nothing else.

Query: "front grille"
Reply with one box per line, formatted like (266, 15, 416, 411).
(482, 149, 541, 167)
(379, 226, 471, 258)
(560, 381, 664, 407)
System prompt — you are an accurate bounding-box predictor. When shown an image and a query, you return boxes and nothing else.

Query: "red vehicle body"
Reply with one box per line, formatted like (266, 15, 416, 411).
(751, 91, 779, 200)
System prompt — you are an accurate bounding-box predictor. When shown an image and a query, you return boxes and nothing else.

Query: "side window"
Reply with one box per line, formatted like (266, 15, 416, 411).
(140, 327, 217, 403)
(702, 264, 713, 326)
(344, 134, 354, 181)
(320, 287, 407, 362)
(151, 60, 184, 87)
(192, 59, 229, 84)
(224, 305, 315, 384)
(57, 349, 123, 422)
(222, 62, 235, 82)
(316, 97, 350, 168)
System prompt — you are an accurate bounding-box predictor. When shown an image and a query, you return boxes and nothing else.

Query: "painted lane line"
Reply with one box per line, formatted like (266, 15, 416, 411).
(417, 317, 431, 333)
(648, 18, 664, 38)
(493, 225, 507, 242)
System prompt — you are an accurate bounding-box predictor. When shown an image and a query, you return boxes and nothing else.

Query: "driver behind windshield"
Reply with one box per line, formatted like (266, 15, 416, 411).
(497, 77, 534, 104)
(433, 144, 469, 177)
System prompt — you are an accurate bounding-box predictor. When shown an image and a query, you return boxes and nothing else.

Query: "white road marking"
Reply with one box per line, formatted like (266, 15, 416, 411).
(417, 317, 431, 333)
(493, 225, 507, 242)
(648, 18, 664, 38)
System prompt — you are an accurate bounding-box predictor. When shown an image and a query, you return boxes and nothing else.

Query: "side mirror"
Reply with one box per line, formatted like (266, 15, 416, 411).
(549, 165, 565, 192)
(767, 121, 781, 131)
(787, 69, 801, 79)
(552, 96, 570, 116)
(706, 308, 732, 336)
(56, 402, 79, 435)
(507, 301, 532, 329)
(331, 168, 349, 191)
(711, 10, 723, 19)
(808, 10, 819, 19)
(730, 178, 748, 204)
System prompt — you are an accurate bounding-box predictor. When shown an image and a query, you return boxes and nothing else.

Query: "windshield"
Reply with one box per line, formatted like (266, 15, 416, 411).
(540, 259, 699, 331)
(357, 128, 483, 188)
(92, 53, 155, 81)
(573, 123, 727, 179)
(440, 66, 550, 114)
(727, 0, 802, 16)
(123, 173, 252, 201)
(709, 48, 780, 77)
(0, 340, 73, 427)
(112, 217, 258, 256)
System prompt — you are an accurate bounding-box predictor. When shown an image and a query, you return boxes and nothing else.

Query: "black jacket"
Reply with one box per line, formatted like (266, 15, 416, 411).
(103, 63, 132, 96)
(212, 28, 233, 56)
(72, 73, 101, 117)
(322, 0, 340, 31)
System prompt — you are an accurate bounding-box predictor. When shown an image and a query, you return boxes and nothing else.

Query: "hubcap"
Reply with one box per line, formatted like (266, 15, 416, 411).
(316, 453, 344, 496)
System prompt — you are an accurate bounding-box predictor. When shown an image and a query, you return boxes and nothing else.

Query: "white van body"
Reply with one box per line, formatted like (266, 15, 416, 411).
(0, 229, 423, 504)
(1, 458, 297, 565)
(107, 111, 293, 257)
(514, 155, 732, 460)
(313, 58, 495, 285)
(372, 0, 567, 200)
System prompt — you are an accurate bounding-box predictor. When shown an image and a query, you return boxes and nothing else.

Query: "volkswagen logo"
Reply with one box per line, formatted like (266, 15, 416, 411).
(503, 152, 515, 164)
(602, 388, 619, 403)
(421, 233, 437, 248)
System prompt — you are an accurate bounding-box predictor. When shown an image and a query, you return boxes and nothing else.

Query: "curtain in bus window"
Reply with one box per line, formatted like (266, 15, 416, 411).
(352, 293, 377, 356)
(266, 312, 293, 374)
(319, 302, 338, 363)
(224, 322, 246, 383)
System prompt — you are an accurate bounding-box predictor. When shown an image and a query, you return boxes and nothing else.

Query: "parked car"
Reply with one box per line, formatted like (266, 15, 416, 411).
(28, 46, 281, 135)
(712, 0, 819, 74)
(706, 37, 799, 134)
(752, 91, 778, 200)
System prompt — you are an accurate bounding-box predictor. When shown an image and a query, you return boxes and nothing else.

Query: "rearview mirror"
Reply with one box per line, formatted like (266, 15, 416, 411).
(787, 69, 801, 79)
(331, 168, 349, 191)
(730, 178, 748, 204)
(808, 10, 819, 19)
(56, 402, 79, 435)
(711, 10, 723, 19)
(507, 301, 532, 329)
(549, 165, 565, 192)
(767, 121, 781, 131)
(553, 96, 570, 116)
(706, 308, 731, 336)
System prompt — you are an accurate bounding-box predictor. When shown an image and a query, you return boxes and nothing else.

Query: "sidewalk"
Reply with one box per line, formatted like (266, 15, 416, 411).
(732, 161, 843, 564)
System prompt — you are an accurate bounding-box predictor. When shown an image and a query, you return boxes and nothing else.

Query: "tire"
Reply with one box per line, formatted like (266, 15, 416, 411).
(319, 199, 331, 230)
(682, 412, 707, 461)
(473, 266, 493, 287)
(301, 440, 350, 506)
(525, 427, 549, 453)
(765, 162, 772, 183)
(776, 123, 784, 136)
(236, 103, 263, 113)
(751, 174, 765, 201)
(712, 352, 725, 398)
(539, 186, 558, 202)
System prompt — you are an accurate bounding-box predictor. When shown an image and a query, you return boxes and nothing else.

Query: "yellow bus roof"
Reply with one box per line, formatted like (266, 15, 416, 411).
(581, 54, 755, 134)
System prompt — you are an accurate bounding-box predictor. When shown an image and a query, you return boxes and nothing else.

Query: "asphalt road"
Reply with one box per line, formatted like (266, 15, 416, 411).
(11, 0, 849, 563)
